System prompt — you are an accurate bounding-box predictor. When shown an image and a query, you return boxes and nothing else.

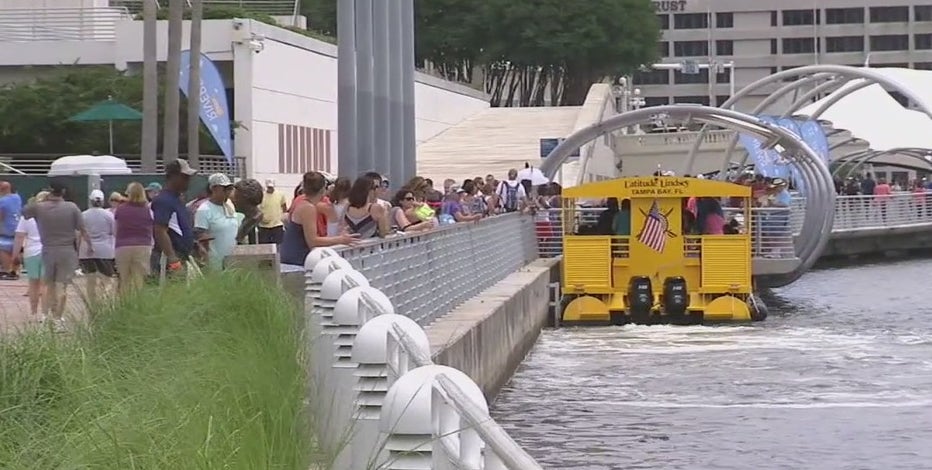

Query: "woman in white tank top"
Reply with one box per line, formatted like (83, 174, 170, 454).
(325, 177, 351, 236)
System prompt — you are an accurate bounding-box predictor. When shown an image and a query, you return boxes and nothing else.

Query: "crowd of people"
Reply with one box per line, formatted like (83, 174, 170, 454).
(0, 162, 557, 331)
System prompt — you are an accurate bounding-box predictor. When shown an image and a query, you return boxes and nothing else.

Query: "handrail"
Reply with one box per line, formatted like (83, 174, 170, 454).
(389, 323, 545, 470)
(0, 7, 131, 42)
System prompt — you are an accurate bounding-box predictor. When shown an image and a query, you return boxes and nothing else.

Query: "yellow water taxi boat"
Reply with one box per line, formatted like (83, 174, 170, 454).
(558, 175, 766, 325)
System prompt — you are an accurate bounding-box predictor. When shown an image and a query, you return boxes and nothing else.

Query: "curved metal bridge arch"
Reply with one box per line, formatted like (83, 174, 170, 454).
(683, 65, 932, 177)
(537, 105, 835, 287)
(832, 148, 932, 180)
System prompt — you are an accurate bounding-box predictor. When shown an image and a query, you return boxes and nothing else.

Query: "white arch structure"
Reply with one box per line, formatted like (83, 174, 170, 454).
(537, 105, 835, 287)
(683, 65, 932, 177)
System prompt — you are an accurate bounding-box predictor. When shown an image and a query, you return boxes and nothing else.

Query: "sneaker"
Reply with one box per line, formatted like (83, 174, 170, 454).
(51, 318, 66, 333)
(36, 314, 47, 324)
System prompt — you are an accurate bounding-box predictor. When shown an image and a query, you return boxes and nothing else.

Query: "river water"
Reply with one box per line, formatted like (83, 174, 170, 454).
(491, 258, 932, 469)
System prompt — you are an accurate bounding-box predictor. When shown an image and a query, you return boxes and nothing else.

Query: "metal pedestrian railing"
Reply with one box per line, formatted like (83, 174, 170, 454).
(0, 155, 246, 179)
(303, 247, 543, 470)
(0, 7, 130, 42)
(336, 213, 539, 326)
(534, 206, 797, 261)
(833, 192, 932, 231)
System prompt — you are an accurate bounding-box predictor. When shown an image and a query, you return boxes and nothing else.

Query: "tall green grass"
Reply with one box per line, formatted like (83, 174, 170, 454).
(0, 270, 318, 469)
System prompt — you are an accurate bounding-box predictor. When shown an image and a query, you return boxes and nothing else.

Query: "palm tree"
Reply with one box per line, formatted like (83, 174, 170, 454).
(163, 0, 184, 163)
(141, 0, 158, 171)
(187, 0, 203, 166)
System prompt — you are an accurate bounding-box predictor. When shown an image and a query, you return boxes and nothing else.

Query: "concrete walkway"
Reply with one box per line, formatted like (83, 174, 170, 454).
(0, 278, 88, 334)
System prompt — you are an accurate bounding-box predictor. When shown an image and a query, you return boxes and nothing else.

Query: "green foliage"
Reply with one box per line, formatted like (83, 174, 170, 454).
(0, 270, 320, 469)
(0, 66, 220, 155)
(298, 0, 660, 105)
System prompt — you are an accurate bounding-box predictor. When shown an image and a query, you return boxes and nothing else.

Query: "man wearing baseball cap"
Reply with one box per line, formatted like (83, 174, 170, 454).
(193, 173, 243, 270)
(151, 159, 197, 276)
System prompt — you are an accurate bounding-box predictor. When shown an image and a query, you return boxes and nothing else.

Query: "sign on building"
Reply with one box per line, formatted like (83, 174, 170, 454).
(540, 138, 581, 159)
(652, 1, 688, 12)
(681, 59, 700, 75)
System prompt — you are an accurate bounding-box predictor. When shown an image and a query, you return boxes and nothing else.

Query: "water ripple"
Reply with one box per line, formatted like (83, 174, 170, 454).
(491, 258, 932, 470)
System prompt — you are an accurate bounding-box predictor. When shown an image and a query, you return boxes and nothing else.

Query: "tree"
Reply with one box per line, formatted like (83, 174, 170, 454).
(0, 66, 220, 156)
(298, 0, 659, 107)
(480, 0, 660, 106)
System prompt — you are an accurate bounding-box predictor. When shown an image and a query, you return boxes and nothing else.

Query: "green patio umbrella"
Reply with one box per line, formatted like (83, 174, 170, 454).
(68, 96, 143, 154)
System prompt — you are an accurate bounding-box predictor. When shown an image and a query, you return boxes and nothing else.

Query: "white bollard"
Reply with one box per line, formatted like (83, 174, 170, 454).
(314, 268, 370, 455)
(380, 365, 489, 470)
(328, 286, 394, 469)
(350, 314, 430, 470)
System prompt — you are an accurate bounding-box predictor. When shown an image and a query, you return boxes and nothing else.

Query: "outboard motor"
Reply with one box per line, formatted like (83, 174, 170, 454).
(627, 276, 653, 317)
(662, 277, 688, 317)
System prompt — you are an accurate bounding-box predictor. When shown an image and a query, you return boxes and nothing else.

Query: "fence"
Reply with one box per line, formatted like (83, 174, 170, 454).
(534, 205, 796, 260)
(303, 247, 543, 470)
(335, 213, 539, 325)
(0, 155, 246, 180)
(0, 7, 130, 42)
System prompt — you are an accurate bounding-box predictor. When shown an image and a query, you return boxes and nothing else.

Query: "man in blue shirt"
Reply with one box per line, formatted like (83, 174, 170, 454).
(0, 181, 23, 280)
(151, 159, 197, 276)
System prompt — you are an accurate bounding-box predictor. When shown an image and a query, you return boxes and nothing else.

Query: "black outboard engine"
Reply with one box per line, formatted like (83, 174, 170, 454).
(662, 277, 688, 317)
(628, 276, 653, 317)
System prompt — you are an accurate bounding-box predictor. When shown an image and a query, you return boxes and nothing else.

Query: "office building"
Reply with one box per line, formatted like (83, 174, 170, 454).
(635, 0, 932, 110)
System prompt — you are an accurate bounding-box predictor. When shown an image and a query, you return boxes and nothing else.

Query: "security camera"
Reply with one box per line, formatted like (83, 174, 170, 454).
(248, 39, 264, 53)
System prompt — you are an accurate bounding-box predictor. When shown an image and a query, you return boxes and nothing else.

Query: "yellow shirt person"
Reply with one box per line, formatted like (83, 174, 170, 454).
(258, 179, 287, 244)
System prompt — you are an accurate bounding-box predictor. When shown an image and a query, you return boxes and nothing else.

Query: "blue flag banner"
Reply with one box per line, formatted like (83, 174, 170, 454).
(180, 50, 233, 163)
(799, 119, 830, 162)
(775, 117, 805, 192)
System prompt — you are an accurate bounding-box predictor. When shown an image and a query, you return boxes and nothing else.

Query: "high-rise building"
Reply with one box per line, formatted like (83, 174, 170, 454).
(635, 0, 932, 110)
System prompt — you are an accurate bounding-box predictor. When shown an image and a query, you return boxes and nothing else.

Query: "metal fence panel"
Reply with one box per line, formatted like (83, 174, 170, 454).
(337, 213, 539, 325)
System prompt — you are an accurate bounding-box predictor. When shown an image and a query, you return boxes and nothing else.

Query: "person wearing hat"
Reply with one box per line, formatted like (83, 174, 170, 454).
(144, 182, 162, 202)
(194, 173, 244, 271)
(151, 159, 197, 276)
(79, 189, 116, 305)
(21, 180, 91, 331)
(258, 178, 287, 244)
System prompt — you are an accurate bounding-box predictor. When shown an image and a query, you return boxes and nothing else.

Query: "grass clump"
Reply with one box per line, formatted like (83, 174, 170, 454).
(0, 270, 317, 469)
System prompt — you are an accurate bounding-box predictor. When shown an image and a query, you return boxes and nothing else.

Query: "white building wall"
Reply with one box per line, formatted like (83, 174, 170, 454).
(242, 20, 489, 191)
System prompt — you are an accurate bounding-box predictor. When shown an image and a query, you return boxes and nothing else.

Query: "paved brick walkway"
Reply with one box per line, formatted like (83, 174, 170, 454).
(0, 278, 89, 334)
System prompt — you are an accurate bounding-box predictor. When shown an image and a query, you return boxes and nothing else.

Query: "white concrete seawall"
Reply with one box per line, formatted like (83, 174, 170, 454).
(425, 258, 561, 399)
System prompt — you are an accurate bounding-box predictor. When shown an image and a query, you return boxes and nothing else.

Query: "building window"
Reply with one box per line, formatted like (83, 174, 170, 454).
(916, 34, 932, 50)
(715, 69, 731, 83)
(869, 6, 909, 23)
(658, 41, 670, 56)
(673, 41, 709, 57)
(633, 69, 670, 85)
(870, 35, 909, 51)
(825, 36, 864, 53)
(716, 12, 734, 28)
(916, 62, 932, 70)
(826, 7, 864, 24)
(657, 14, 670, 29)
(782, 38, 815, 54)
(674, 69, 709, 84)
(715, 95, 731, 106)
(917, 6, 932, 22)
(770, 66, 779, 75)
(644, 97, 670, 107)
(673, 96, 711, 106)
(716, 40, 733, 56)
(674, 13, 708, 29)
(770, 11, 777, 26)
(783, 9, 818, 26)
(875, 63, 908, 68)
(770, 39, 778, 54)
(780, 65, 804, 81)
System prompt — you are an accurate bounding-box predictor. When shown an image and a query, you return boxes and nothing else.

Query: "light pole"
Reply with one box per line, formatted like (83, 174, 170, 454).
(650, 61, 737, 108)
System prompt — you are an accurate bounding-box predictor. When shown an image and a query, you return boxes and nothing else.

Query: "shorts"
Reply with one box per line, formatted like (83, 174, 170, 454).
(79, 258, 116, 277)
(23, 255, 43, 280)
(0, 235, 12, 253)
(42, 246, 79, 285)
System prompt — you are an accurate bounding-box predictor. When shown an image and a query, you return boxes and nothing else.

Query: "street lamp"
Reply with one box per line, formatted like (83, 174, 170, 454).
(650, 60, 737, 108)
